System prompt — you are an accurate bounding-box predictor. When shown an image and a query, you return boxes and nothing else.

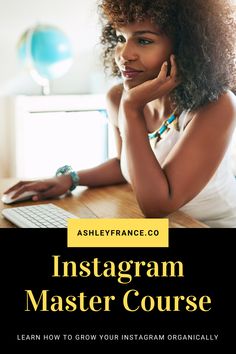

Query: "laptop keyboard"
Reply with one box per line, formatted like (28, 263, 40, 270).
(2, 203, 78, 228)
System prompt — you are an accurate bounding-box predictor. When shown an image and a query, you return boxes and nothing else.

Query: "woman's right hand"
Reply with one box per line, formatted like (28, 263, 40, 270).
(121, 54, 180, 112)
(3, 175, 73, 201)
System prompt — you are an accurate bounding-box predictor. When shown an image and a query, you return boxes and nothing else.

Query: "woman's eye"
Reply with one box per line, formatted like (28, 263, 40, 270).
(138, 38, 153, 45)
(116, 35, 126, 43)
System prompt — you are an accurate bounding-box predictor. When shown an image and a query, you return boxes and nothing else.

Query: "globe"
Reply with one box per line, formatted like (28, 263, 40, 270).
(17, 24, 73, 93)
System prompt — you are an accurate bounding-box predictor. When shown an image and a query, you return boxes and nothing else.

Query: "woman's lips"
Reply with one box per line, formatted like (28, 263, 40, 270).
(121, 68, 143, 79)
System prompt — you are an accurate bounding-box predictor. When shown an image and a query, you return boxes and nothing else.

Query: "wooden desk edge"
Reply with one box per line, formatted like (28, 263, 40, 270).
(0, 180, 209, 228)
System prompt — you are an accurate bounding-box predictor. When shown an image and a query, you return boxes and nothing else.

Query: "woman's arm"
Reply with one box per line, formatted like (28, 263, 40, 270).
(4, 155, 125, 200)
(121, 90, 236, 217)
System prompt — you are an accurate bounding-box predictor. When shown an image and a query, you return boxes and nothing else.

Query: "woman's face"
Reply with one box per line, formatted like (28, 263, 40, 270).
(114, 20, 173, 90)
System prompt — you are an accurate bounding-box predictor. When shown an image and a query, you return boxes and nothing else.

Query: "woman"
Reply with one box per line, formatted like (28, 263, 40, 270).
(5, 0, 236, 227)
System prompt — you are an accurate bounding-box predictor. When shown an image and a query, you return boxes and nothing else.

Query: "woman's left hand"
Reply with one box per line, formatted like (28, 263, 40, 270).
(122, 54, 181, 111)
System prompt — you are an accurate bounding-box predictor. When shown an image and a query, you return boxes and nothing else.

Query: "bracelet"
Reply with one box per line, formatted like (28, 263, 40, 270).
(56, 165, 80, 191)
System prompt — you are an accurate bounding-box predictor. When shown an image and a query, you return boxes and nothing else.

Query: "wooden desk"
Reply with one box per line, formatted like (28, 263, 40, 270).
(0, 178, 209, 228)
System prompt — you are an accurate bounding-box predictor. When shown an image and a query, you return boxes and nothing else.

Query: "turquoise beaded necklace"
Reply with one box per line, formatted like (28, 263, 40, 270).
(148, 113, 178, 141)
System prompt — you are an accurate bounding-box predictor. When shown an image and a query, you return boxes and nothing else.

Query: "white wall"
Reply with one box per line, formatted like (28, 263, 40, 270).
(0, 0, 113, 95)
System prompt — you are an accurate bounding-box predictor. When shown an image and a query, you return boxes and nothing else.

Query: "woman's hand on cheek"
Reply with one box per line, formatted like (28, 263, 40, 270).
(122, 55, 181, 111)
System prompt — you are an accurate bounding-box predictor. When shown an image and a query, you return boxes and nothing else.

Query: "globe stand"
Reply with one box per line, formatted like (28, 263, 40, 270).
(41, 82, 50, 95)
(30, 68, 51, 95)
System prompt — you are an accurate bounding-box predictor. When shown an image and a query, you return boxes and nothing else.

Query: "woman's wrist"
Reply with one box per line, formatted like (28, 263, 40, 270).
(121, 94, 146, 113)
(120, 100, 147, 134)
(56, 165, 80, 191)
(56, 174, 74, 191)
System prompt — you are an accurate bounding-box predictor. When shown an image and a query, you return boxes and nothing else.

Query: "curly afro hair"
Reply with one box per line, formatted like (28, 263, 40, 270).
(98, 0, 236, 112)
